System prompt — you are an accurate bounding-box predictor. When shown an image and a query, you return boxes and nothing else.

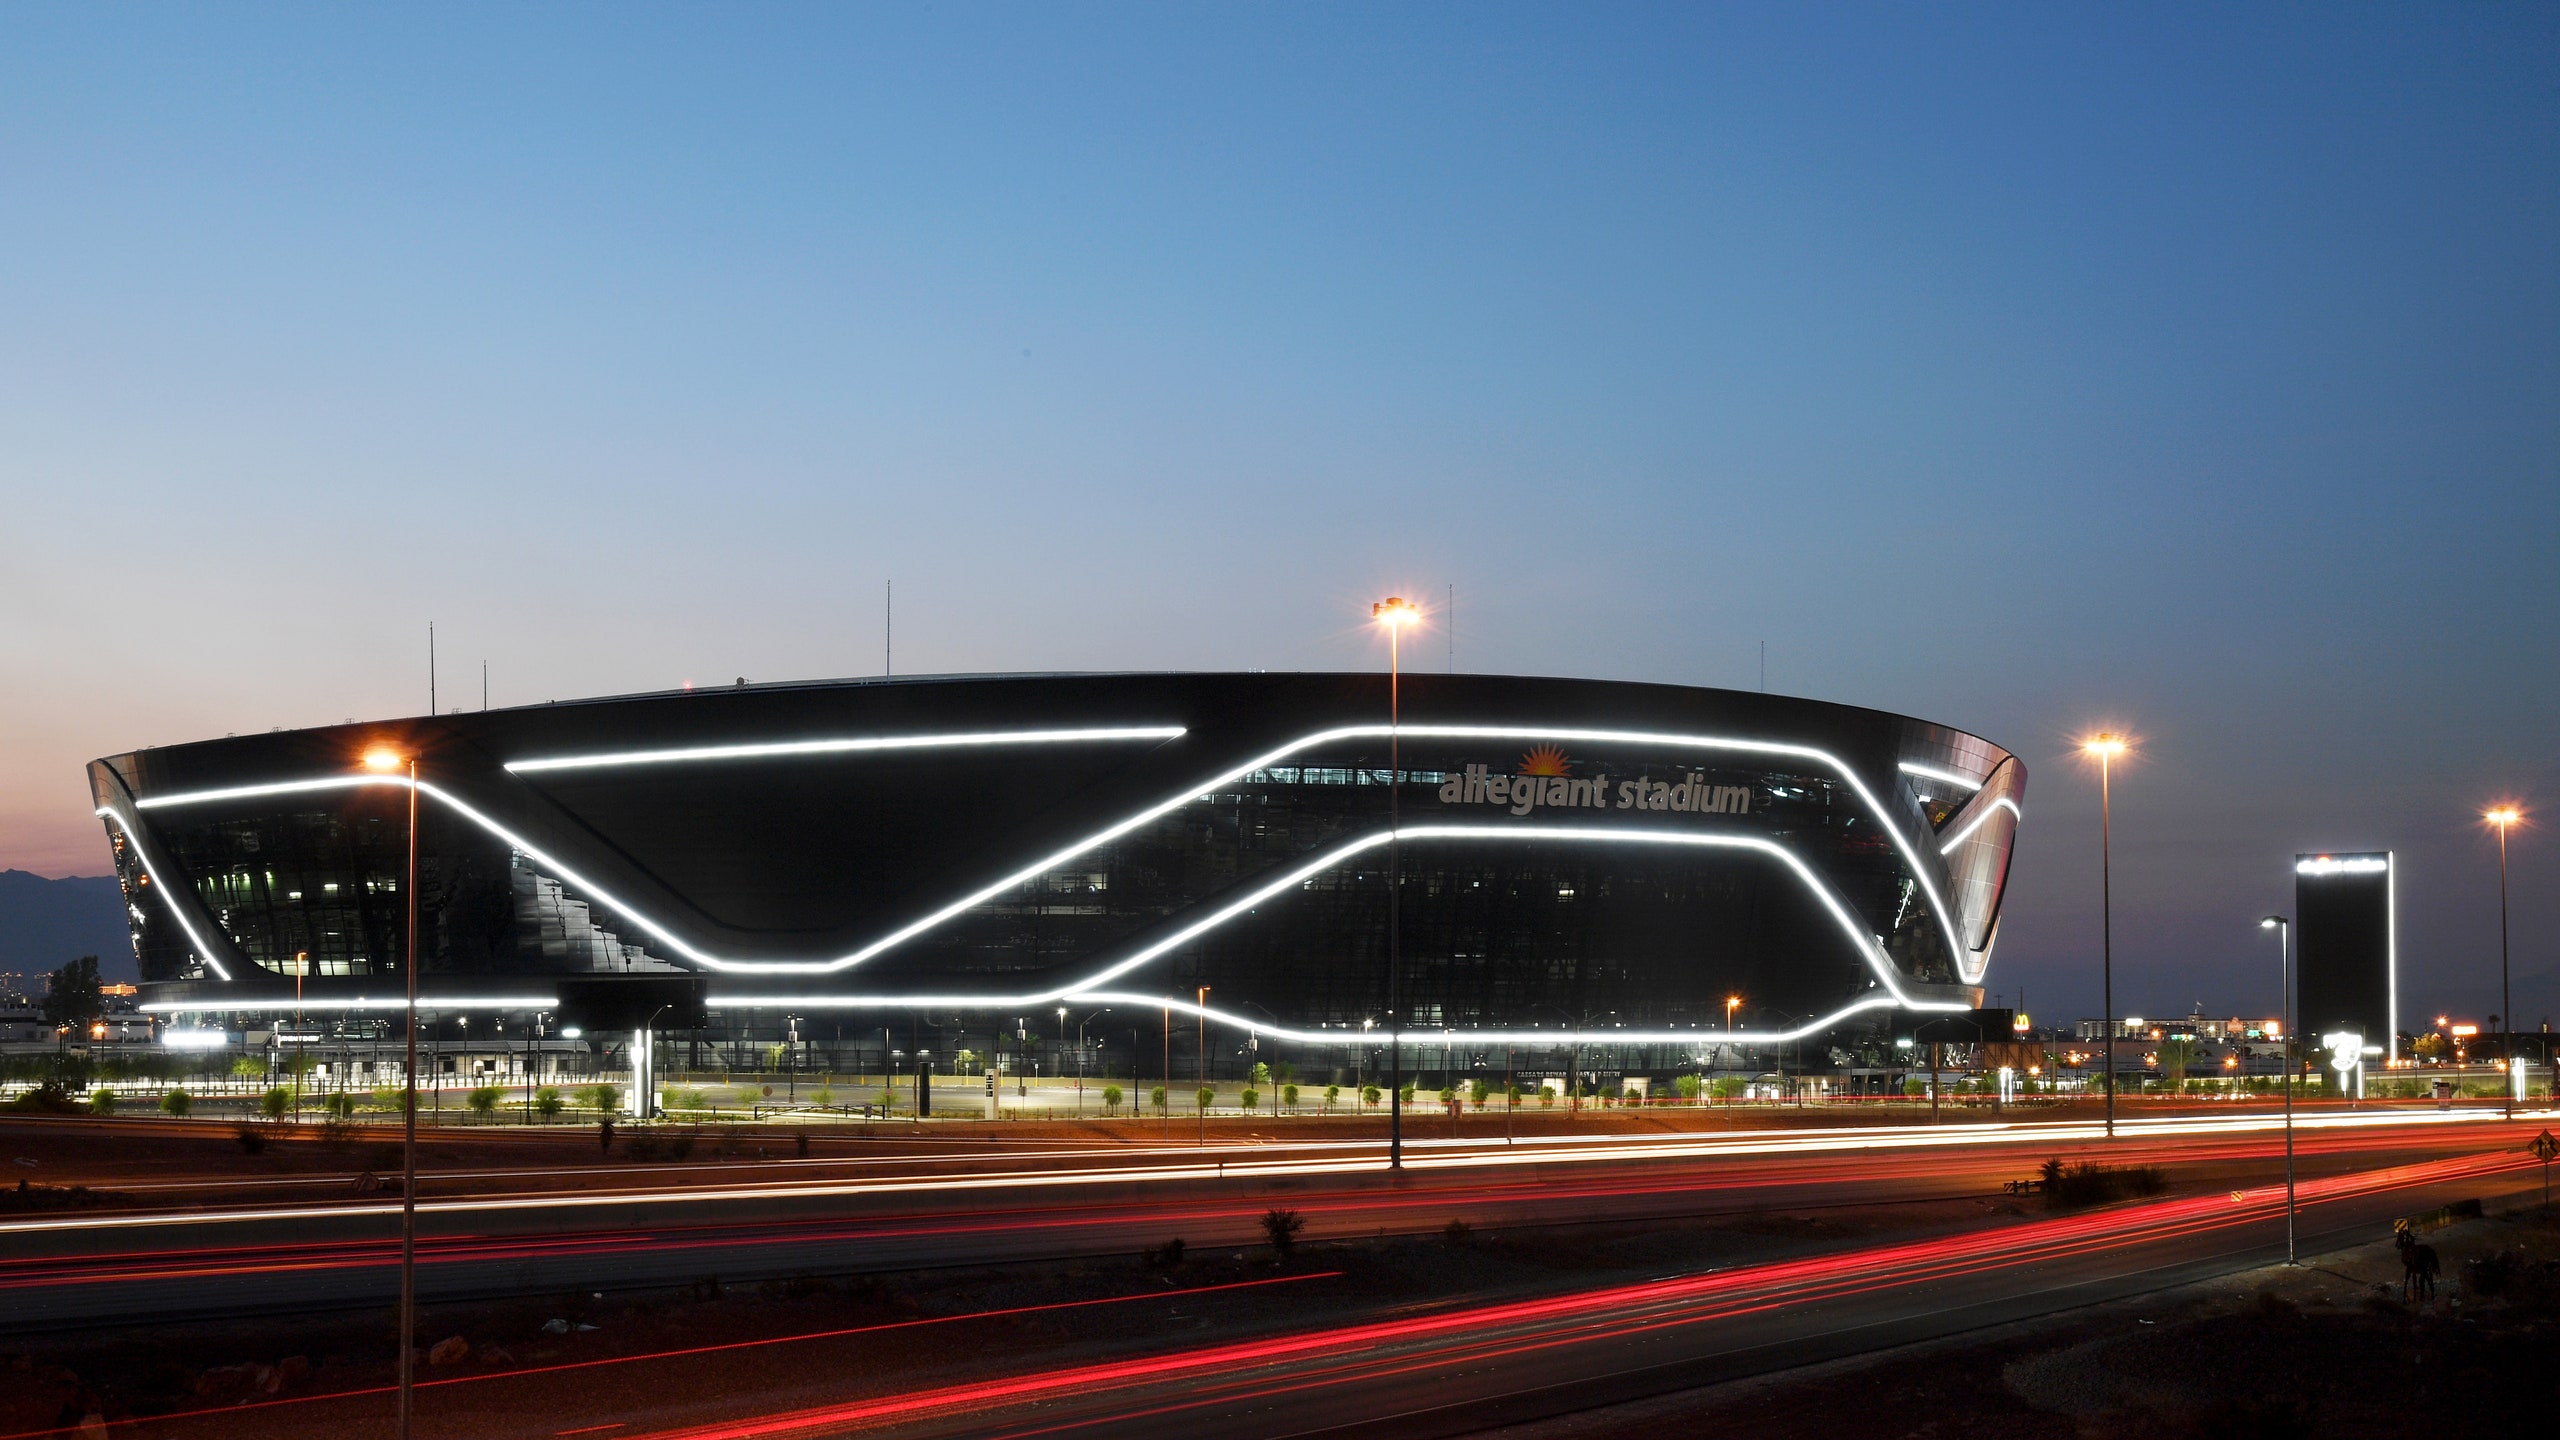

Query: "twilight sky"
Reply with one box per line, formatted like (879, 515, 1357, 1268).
(2, 4, 2553, 1026)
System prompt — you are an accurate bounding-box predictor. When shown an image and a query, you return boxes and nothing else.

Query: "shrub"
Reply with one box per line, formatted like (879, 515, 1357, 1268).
(231, 1056, 266, 1079)
(371, 1083, 405, 1113)
(465, 1086, 503, 1122)
(160, 1088, 192, 1118)
(1102, 1084, 1123, 1111)
(87, 1088, 116, 1116)
(1675, 1074, 1702, 1101)
(1469, 1079, 1490, 1108)
(258, 1086, 293, 1121)
(1240, 1088, 1260, 1110)
(1196, 1086, 1214, 1112)
(321, 1092, 358, 1121)
(1399, 1083, 1415, 1104)
(2, 1081, 79, 1114)
(1260, 1207, 1305, 1256)
(1323, 1084, 1339, 1110)
(234, 1123, 266, 1154)
(1362, 1084, 1382, 1109)
(1282, 1084, 1299, 1108)
(1622, 1087, 1643, 1105)
(2038, 1156, 2169, 1209)
(1439, 1088, 1457, 1110)
(576, 1083, 621, 1115)
(1150, 1086, 1167, 1113)
(808, 1087, 834, 1107)
(533, 1086, 564, 1119)
(1539, 1087, 1556, 1108)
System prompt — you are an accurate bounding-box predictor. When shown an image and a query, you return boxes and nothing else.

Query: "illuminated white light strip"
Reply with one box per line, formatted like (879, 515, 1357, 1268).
(1898, 761, 1984, 792)
(140, 996, 549, 1014)
(127, 722, 1978, 983)
(93, 804, 232, 982)
(503, 726, 1188, 775)
(702, 822, 1970, 1041)
(1938, 797, 2024, 855)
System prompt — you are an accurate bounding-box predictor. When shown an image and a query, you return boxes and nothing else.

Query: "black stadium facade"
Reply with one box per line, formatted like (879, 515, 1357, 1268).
(90, 673, 2024, 1088)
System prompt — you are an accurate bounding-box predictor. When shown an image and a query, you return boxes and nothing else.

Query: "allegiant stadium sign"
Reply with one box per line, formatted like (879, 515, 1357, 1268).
(1437, 747, 1754, 818)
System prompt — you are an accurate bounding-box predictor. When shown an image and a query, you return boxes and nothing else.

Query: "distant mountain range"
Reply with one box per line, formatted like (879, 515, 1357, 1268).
(0, 871, 136, 985)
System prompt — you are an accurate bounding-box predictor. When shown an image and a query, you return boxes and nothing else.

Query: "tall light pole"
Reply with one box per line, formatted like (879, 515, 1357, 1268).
(2083, 734, 2130, 1138)
(1374, 595, 1420, 1170)
(2261, 915, 2296, 1265)
(1194, 985, 1210, 1146)
(1723, 995, 1741, 1108)
(2485, 805, 2523, 1116)
(363, 745, 420, 1440)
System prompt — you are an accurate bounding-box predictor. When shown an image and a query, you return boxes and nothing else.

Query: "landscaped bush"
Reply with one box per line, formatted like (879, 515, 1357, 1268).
(160, 1088, 192, 1118)
(258, 1086, 293, 1121)
(2038, 1156, 2169, 1209)
(1102, 1084, 1123, 1111)
(534, 1085, 564, 1119)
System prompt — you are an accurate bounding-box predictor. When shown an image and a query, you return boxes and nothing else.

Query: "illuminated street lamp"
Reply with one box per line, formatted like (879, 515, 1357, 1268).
(1373, 595, 1420, 1170)
(361, 743, 420, 1440)
(2261, 915, 2295, 1265)
(2484, 805, 2524, 1117)
(2082, 733, 2130, 1138)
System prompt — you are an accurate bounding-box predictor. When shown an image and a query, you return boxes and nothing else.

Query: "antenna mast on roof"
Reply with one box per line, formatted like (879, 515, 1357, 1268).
(429, 622, 437, 714)
(885, 579, 893, 677)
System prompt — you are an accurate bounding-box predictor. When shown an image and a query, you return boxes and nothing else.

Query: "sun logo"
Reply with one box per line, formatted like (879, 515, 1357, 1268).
(1518, 745, 1572, 777)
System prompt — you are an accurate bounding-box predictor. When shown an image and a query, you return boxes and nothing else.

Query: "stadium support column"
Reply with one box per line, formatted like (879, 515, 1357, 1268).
(628, 1027, 654, 1119)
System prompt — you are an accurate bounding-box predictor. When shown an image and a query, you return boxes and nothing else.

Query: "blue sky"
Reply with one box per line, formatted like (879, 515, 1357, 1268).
(2, 4, 2553, 1024)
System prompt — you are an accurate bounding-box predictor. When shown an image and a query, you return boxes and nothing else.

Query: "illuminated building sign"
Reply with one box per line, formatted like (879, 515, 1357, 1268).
(1437, 750, 1753, 818)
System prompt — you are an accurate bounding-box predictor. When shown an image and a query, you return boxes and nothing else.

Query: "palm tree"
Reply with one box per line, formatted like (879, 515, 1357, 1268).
(2155, 1037, 2199, 1088)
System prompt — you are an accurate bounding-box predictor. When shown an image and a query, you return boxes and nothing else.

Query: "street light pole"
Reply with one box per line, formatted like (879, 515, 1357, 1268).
(362, 747, 421, 1440)
(1195, 985, 1210, 1146)
(2486, 807, 2522, 1117)
(2084, 734, 2128, 1138)
(2263, 915, 2295, 1265)
(1374, 596, 1419, 1170)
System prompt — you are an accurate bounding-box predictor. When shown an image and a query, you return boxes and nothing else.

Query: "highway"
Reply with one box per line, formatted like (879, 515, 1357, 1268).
(5, 1106, 2550, 1332)
(10, 1120, 2542, 1440)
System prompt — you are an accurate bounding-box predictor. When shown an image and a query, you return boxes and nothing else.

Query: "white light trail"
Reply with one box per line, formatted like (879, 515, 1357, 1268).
(1, 1103, 2541, 1238)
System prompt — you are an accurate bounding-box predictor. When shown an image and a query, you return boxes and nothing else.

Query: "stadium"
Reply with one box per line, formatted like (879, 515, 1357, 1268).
(89, 672, 2024, 1094)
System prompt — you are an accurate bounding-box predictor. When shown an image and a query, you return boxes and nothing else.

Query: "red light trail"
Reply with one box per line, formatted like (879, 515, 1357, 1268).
(617, 1149, 2533, 1440)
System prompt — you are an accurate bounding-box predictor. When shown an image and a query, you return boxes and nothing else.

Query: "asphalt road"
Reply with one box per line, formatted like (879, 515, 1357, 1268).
(601, 1148, 2544, 1440)
(6, 1106, 2550, 1333)
(41, 1136, 2540, 1440)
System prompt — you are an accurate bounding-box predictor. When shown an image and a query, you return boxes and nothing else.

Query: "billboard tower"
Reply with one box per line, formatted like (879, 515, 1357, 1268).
(2295, 852, 2396, 1076)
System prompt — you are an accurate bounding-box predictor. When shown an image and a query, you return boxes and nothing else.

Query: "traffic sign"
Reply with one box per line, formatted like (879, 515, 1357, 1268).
(2530, 1130, 2558, 1163)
